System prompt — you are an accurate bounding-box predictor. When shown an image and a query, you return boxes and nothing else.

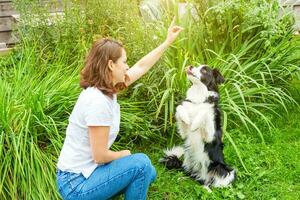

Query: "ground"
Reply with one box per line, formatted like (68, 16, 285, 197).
(142, 109, 300, 200)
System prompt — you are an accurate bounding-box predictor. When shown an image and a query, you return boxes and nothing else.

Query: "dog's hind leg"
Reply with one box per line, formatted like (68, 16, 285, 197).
(159, 146, 184, 170)
(207, 162, 236, 187)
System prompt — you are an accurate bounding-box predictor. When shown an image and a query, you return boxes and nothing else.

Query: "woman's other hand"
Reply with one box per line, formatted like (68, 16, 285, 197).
(120, 150, 131, 157)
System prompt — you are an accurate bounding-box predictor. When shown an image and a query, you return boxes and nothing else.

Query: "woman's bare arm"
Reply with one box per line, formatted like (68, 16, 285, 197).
(89, 126, 130, 164)
(126, 17, 183, 86)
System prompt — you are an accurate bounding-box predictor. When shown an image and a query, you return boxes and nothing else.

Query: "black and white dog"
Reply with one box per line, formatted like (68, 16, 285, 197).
(160, 65, 236, 190)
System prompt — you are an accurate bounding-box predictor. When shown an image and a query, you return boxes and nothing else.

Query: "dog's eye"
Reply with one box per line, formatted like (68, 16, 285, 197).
(201, 68, 207, 73)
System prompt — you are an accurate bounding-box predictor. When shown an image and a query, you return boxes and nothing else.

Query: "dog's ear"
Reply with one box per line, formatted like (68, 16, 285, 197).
(213, 69, 225, 84)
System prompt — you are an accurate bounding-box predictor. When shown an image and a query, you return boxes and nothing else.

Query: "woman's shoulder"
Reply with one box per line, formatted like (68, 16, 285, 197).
(81, 87, 114, 105)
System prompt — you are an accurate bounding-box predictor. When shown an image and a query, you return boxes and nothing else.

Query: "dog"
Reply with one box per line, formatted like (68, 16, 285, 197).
(160, 65, 236, 190)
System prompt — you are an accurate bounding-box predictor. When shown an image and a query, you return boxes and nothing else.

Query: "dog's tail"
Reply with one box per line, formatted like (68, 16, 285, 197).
(207, 162, 236, 187)
(159, 146, 184, 170)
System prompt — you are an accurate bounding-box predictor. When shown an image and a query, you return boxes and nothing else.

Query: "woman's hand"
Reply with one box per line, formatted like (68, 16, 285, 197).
(120, 150, 131, 157)
(165, 16, 184, 46)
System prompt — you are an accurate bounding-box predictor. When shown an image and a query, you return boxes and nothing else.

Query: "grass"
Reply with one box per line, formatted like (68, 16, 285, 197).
(0, 0, 300, 199)
(138, 108, 300, 199)
(133, 79, 300, 200)
(142, 79, 300, 199)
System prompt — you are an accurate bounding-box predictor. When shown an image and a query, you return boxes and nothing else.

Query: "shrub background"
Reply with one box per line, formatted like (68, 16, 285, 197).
(0, 0, 299, 199)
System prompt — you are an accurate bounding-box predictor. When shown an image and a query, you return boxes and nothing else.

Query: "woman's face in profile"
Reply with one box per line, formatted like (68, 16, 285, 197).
(110, 49, 129, 85)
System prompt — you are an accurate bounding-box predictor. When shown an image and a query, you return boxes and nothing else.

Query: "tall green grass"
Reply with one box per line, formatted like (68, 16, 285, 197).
(0, 0, 299, 198)
(148, 0, 299, 132)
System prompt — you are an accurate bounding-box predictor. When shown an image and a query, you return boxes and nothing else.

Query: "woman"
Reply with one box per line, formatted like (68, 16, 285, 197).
(56, 18, 183, 200)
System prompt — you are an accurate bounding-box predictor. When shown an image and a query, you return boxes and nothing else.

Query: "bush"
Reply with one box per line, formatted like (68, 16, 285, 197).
(0, 0, 299, 198)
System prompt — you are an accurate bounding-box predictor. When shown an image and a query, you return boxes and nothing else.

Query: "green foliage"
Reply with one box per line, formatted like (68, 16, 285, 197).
(0, 0, 299, 199)
(144, 109, 300, 199)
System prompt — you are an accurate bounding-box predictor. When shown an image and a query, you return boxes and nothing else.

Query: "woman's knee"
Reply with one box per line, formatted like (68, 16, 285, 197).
(131, 153, 151, 166)
(131, 153, 155, 174)
(150, 164, 157, 183)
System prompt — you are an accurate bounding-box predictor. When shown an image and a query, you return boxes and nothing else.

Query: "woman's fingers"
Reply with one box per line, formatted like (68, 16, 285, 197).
(165, 16, 184, 44)
(171, 26, 184, 33)
(168, 16, 184, 33)
(169, 16, 176, 29)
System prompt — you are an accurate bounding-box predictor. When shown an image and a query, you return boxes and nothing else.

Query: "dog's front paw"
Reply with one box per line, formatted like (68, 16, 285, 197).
(176, 105, 190, 125)
(191, 120, 200, 132)
(190, 112, 205, 131)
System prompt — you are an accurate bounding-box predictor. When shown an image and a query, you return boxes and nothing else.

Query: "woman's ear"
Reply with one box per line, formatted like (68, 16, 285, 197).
(108, 60, 114, 71)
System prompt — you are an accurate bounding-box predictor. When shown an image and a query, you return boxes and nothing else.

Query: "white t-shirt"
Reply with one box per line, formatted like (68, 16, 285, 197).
(57, 87, 120, 178)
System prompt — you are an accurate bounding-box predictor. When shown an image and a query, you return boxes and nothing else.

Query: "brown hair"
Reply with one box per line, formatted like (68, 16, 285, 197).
(80, 38, 129, 98)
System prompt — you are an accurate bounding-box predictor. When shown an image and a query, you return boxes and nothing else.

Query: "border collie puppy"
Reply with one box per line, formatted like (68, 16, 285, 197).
(160, 65, 236, 189)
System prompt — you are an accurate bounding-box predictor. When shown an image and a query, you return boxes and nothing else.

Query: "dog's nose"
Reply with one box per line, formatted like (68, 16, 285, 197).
(186, 65, 193, 70)
(186, 65, 194, 75)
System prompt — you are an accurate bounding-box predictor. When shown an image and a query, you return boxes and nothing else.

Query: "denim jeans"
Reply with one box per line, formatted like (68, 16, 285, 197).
(56, 153, 157, 200)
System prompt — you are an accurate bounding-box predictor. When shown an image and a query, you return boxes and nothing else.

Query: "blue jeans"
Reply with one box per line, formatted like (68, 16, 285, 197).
(56, 153, 157, 200)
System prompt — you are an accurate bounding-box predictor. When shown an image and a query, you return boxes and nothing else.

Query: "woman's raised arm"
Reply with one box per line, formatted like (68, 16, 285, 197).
(126, 17, 183, 86)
